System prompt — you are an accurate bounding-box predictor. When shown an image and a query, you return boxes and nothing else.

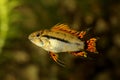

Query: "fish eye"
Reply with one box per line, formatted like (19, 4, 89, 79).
(36, 33, 40, 37)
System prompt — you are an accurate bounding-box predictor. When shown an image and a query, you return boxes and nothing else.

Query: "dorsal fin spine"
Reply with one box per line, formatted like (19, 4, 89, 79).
(51, 24, 85, 38)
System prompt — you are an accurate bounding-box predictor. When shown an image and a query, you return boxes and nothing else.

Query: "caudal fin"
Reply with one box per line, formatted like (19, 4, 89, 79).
(86, 38, 98, 53)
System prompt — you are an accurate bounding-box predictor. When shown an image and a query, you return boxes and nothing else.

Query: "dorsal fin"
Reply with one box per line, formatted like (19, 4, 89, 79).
(51, 24, 80, 37)
(51, 24, 70, 31)
(51, 24, 87, 39)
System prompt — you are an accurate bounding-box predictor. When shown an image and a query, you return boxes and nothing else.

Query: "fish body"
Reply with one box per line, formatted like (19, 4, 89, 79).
(28, 24, 98, 66)
(29, 30, 84, 53)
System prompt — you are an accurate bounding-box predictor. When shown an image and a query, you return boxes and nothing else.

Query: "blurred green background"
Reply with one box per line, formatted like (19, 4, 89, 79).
(0, 0, 120, 80)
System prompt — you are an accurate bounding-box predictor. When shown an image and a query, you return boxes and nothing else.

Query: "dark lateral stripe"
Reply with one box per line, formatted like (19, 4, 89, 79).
(43, 35, 70, 43)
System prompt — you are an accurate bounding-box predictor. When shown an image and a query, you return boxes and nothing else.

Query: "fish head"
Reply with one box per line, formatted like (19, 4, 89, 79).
(28, 30, 44, 47)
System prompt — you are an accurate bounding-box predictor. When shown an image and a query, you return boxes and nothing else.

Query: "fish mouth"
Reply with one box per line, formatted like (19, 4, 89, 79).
(28, 35, 31, 40)
(28, 35, 33, 41)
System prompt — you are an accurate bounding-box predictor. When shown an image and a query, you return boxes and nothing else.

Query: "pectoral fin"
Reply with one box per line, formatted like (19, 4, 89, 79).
(49, 52, 65, 67)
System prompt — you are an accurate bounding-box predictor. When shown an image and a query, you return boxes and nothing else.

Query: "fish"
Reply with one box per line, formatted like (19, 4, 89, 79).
(28, 24, 98, 66)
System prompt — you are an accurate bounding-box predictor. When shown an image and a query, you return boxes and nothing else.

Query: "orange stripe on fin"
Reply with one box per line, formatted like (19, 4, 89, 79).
(51, 24, 81, 37)
(86, 38, 98, 53)
(78, 31, 86, 38)
(51, 24, 70, 31)
(71, 51, 87, 57)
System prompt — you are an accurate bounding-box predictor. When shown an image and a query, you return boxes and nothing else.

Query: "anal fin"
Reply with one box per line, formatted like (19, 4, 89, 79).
(72, 51, 87, 57)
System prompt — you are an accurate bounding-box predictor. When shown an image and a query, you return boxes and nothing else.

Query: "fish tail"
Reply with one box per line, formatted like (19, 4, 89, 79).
(86, 38, 98, 53)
